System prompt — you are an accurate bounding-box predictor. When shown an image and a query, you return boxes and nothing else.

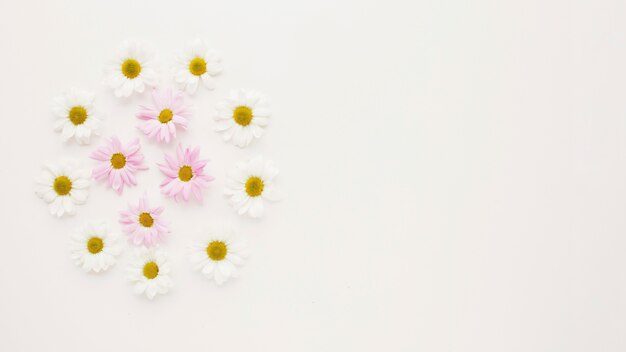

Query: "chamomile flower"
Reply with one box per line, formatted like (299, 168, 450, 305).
(158, 144, 214, 202)
(214, 89, 270, 147)
(104, 40, 157, 98)
(70, 221, 122, 273)
(136, 89, 190, 143)
(189, 229, 248, 285)
(35, 159, 90, 217)
(128, 247, 172, 300)
(90, 137, 148, 194)
(224, 156, 281, 218)
(119, 194, 169, 247)
(174, 39, 222, 94)
(52, 89, 102, 145)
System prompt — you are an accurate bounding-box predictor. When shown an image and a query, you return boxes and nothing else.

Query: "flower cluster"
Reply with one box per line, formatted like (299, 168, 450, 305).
(35, 39, 282, 299)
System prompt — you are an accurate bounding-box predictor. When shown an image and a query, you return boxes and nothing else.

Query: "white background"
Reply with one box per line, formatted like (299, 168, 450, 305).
(0, 0, 625, 351)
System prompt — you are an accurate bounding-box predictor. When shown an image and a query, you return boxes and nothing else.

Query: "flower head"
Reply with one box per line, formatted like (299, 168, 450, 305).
(127, 247, 172, 300)
(70, 221, 122, 273)
(119, 194, 169, 247)
(174, 39, 222, 94)
(214, 89, 270, 147)
(52, 89, 102, 145)
(104, 40, 157, 97)
(189, 228, 248, 285)
(90, 137, 148, 194)
(35, 159, 90, 217)
(137, 89, 190, 143)
(158, 144, 214, 202)
(224, 156, 281, 218)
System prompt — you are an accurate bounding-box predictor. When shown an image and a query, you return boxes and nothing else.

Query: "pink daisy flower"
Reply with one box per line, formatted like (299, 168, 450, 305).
(137, 89, 190, 143)
(119, 194, 169, 247)
(90, 137, 148, 194)
(158, 144, 214, 202)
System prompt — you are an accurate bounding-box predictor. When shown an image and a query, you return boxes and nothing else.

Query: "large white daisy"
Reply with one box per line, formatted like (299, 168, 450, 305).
(189, 228, 248, 285)
(70, 221, 122, 273)
(104, 40, 157, 98)
(174, 39, 222, 94)
(52, 89, 102, 145)
(35, 159, 90, 217)
(214, 89, 271, 148)
(224, 156, 281, 218)
(127, 247, 172, 300)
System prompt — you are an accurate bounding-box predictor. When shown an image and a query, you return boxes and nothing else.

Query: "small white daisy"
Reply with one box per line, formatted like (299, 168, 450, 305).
(35, 159, 90, 217)
(190, 228, 248, 285)
(127, 247, 172, 299)
(70, 221, 122, 273)
(52, 89, 102, 145)
(214, 89, 271, 148)
(174, 39, 222, 94)
(104, 40, 157, 98)
(224, 156, 281, 218)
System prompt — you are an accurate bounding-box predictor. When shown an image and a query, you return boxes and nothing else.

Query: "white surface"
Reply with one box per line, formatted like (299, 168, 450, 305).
(0, 0, 625, 351)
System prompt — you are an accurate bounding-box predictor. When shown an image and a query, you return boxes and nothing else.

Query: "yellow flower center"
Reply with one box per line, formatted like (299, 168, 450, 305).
(87, 237, 104, 254)
(139, 212, 154, 227)
(143, 261, 159, 279)
(245, 176, 264, 197)
(158, 109, 173, 123)
(206, 241, 227, 261)
(53, 176, 72, 196)
(178, 165, 193, 182)
(233, 106, 253, 126)
(68, 106, 88, 125)
(121, 58, 141, 79)
(110, 153, 126, 169)
(189, 57, 207, 76)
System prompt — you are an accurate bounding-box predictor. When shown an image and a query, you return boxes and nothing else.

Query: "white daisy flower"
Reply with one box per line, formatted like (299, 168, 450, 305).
(190, 228, 248, 285)
(35, 159, 90, 217)
(214, 89, 271, 148)
(104, 40, 157, 98)
(224, 156, 281, 218)
(52, 89, 102, 145)
(70, 221, 122, 273)
(127, 247, 172, 299)
(174, 39, 222, 94)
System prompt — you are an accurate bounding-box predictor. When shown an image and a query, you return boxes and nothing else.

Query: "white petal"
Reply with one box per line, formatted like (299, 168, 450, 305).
(261, 186, 282, 201)
(62, 197, 75, 215)
(185, 77, 199, 94)
(248, 197, 264, 218)
(70, 189, 88, 204)
(133, 281, 147, 295)
(146, 284, 157, 299)
(200, 74, 216, 90)
(41, 189, 57, 203)
(49, 197, 61, 216)
(202, 261, 216, 276)
(62, 124, 75, 141)
(262, 162, 279, 181)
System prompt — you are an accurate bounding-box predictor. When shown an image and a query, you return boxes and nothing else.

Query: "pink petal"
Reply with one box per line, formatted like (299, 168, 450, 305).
(183, 183, 191, 201)
(91, 149, 112, 161)
(124, 139, 141, 156)
(192, 159, 207, 171)
(164, 154, 179, 170)
(159, 164, 178, 178)
(110, 136, 122, 150)
(93, 164, 111, 180)
(191, 184, 203, 202)
(188, 147, 199, 163)
(169, 180, 184, 196)
(172, 115, 188, 128)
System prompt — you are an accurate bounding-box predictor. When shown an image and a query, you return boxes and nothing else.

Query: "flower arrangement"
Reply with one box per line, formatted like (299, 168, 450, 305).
(35, 38, 281, 299)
